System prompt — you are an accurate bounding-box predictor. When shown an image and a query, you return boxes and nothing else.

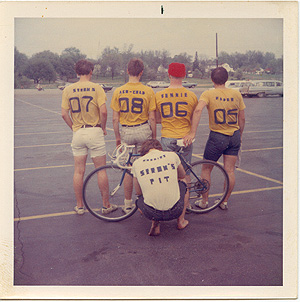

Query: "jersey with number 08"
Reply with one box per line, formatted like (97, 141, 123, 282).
(110, 82, 156, 126)
(200, 88, 246, 136)
(155, 87, 198, 138)
(61, 81, 107, 132)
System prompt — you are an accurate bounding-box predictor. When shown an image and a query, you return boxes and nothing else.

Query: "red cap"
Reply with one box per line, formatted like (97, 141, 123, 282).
(168, 63, 186, 78)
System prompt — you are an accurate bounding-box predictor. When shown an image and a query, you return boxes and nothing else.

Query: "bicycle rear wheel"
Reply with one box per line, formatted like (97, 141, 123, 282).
(83, 165, 137, 222)
(188, 160, 229, 214)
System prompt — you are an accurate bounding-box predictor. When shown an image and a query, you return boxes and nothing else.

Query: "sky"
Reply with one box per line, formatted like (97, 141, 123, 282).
(15, 18, 283, 60)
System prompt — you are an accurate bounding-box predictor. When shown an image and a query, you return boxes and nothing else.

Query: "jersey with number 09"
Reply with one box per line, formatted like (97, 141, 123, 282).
(61, 81, 107, 132)
(110, 82, 156, 126)
(200, 88, 246, 136)
(155, 87, 198, 138)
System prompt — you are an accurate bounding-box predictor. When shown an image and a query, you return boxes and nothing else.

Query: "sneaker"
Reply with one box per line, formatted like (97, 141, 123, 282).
(214, 199, 228, 210)
(122, 199, 134, 214)
(219, 202, 228, 210)
(101, 204, 118, 214)
(195, 199, 208, 209)
(74, 206, 85, 215)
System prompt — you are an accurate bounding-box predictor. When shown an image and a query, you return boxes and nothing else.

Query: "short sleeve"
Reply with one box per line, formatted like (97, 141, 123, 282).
(148, 89, 156, 112)
(131, 162, 137, 178)
(110, 89, 120, 112)
(95, 85, 106, 108)
(61, 88, 70, 110)
(238, 92, 246, 111)
(199, 90, 210, 105)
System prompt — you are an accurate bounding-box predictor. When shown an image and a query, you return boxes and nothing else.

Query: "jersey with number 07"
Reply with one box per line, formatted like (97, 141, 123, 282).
(200, 88, 246, 136)
(110, 82, 156, 126)
(61, 81, 107, 132)
(155, 87, 198, 138)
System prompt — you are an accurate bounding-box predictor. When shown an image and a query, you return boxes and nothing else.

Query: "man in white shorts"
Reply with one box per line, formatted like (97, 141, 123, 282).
(111, 58, 156, 213)
(61, 59, 117, 215)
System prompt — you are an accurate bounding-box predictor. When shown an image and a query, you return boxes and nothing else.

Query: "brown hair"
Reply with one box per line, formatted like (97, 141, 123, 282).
(75, 59, 94, 76)
(127, 58, 144, 77)
(139, 139, 163, 156)
(211, 67, 228, 85)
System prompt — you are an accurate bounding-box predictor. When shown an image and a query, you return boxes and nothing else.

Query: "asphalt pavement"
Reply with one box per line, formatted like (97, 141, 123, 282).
(10, 87, 285, 299)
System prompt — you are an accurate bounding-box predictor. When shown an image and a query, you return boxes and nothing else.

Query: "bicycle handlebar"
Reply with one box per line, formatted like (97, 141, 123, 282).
(176, 138, 195, 147)
(111, 143, 135, 169)
(111, 139, 195, 169)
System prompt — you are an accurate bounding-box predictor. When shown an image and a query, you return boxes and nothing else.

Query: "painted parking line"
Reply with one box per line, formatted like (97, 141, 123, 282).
(15, 127, 114, 136)
(14, 185, 283, 222)
(191, 153, 283, 185)
(15, 98, 61, 115)
(241, 147, 282, 152)
(14, 139, 116, 149)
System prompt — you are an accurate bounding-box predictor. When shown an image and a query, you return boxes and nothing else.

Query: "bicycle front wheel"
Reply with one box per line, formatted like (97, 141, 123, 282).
(188, 160, 229, 214)
(83, 165, 137, 222)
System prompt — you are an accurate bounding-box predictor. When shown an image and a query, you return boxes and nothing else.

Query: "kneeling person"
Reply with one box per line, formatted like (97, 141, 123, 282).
(131, 139, 189, 236)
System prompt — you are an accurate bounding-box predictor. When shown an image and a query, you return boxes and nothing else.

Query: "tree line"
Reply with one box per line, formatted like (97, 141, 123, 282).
(14, 45, 283, 88)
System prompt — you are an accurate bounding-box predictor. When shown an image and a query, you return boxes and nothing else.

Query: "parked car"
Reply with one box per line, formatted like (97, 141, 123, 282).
(99, 84, 113, 92)
(58, 83, 113, 92)
(182, 81, 197, 88)
(240, 80, 283, 97)
(146, 81, 169, 88)
(225, 80, 252, 91)
(58, 83, 72, 90)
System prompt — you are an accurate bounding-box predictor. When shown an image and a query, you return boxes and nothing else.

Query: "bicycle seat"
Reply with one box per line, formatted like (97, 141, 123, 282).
(176, 138, 195, 147)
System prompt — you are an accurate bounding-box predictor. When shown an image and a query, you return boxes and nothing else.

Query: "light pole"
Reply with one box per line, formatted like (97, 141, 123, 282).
(216, 33, 219, 67)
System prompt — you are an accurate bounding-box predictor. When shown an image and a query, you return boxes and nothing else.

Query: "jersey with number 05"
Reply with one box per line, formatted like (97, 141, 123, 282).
(155, 87, 198, 138)
(200, 88, 246, 136)
(110, 82, 156, 126)
(61, 81, 107, 132)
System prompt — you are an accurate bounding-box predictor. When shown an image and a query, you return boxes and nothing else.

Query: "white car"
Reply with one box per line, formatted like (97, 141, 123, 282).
(146, 81, 169, 88)
(241, 80, 283, 97)
(225, 80, 252, 91)
(182, 81, 197, 88)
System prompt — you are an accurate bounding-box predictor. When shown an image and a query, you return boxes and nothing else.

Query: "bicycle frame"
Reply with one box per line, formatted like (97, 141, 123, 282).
(111, 145, 203, 197)
(111, 150, 139, 196)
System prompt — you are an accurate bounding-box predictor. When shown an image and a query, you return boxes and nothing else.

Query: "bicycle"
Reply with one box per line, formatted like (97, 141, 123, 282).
(82, 140, 229, 222)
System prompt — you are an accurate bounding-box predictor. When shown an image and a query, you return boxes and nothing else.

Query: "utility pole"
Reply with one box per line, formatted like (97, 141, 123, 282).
(216, 33, 219, 67)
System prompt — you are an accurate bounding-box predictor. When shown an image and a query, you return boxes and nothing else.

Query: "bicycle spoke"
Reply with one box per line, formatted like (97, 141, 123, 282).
(187, 160, 229, 214)
(83, 165, 137, 221)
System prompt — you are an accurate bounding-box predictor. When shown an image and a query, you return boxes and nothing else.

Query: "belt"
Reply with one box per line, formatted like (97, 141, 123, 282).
(81, 124, 101, 128)
(121, 121, 148, 127)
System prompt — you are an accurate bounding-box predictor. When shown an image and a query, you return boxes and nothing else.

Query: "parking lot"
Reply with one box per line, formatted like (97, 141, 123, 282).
(11, 87, 286, 299)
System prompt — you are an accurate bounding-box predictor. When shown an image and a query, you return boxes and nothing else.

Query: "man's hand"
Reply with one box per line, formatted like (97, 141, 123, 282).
(116, 139, 121, 147)
(102, 129, 107, 136)
(183, 133, 195, 146)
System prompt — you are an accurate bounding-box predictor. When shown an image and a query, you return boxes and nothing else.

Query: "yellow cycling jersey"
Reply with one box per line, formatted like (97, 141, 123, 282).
(200, 88, 246, 136)
(110, 82, 156, 126)
(155, 87, 198, 138)
(61, 81, 107, 132)
(62, 81, 106, 131)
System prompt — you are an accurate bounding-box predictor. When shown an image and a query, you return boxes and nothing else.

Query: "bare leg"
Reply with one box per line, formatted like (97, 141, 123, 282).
(148, 220, 160, 236)
(200, 163, 214, 203)
(223, 155, 237, 204)
(73, 155, 88, 208)
(92, 155, 110, 208)
(123, 172, 133, 201)
(177, 179, 189, 230)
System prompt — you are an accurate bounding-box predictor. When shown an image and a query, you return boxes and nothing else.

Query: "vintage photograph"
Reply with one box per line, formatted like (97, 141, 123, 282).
(0, 1, 298, 300)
